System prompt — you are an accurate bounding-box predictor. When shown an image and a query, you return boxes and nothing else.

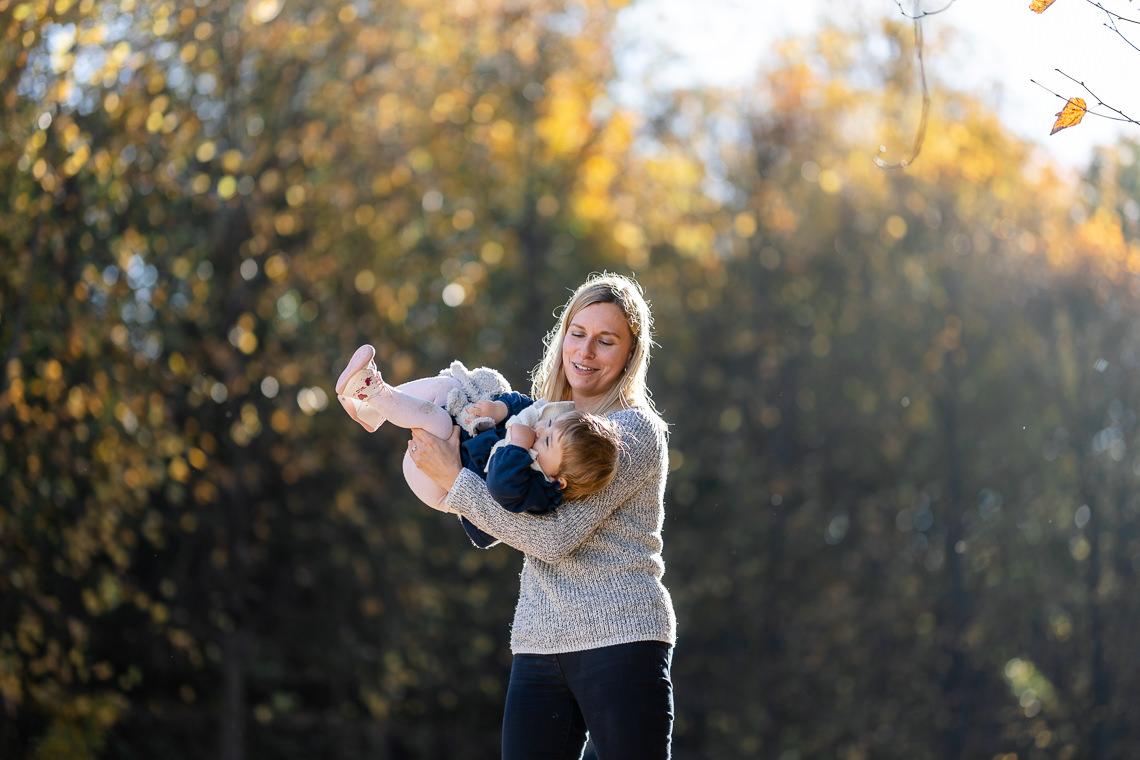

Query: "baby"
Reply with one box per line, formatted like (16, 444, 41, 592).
(335, 345, 621, 547)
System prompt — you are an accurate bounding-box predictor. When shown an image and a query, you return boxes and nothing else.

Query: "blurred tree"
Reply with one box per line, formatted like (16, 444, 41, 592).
(2, 0, 641, 757)
(5, 4, 1140, 759)
(638, 22, 1140, 760)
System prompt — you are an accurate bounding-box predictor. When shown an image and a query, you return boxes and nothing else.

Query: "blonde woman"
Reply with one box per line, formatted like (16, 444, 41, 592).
(409, 273, 677, 759)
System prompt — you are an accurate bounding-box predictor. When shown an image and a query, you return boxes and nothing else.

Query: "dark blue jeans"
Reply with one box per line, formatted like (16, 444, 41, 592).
(501, 640, 674, 760)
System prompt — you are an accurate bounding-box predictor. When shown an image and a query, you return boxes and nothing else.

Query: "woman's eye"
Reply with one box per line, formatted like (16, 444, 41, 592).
(599, 341, 613, 347)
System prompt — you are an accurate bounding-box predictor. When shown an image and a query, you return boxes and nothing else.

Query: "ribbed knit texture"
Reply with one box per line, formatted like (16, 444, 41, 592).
(444, 407, 677, 655)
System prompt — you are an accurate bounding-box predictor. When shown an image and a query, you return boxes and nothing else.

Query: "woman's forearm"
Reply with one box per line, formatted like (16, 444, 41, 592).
(445, 471, 636, 562)
(445, 409, 663, 562)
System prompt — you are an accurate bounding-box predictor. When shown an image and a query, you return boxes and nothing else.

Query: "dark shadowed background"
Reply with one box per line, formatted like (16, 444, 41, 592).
(3, 1, 1139, 758)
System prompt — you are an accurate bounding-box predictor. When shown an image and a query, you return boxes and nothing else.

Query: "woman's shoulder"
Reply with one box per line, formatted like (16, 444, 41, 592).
(606, 404, 667, 427)
(606, 406, 669, 449)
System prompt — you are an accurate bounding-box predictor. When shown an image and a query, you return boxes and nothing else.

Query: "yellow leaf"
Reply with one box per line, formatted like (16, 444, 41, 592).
(1050, 97, 1086, 135)
(1029, 0, 1057, 12)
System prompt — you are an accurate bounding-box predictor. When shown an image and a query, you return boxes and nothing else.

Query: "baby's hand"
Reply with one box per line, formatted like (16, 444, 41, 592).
(471, 400, 509, 423)
(507, 423, 537, 449)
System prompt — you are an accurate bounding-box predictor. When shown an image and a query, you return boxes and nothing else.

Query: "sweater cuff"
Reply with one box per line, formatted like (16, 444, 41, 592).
(443, 468, 484, 515)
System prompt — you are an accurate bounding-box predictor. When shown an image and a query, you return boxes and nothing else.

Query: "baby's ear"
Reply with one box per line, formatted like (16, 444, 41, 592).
(557, 476, 568, 490)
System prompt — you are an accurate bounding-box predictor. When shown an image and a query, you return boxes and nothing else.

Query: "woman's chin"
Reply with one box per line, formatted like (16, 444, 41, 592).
(568, 374, 609, 398)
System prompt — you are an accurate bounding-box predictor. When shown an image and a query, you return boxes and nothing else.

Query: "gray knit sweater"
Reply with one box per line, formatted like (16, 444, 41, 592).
(443, 407, 677, 655)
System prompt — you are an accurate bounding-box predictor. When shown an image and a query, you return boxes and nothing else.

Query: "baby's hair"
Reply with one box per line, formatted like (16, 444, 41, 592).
(554, 412, 622, 501)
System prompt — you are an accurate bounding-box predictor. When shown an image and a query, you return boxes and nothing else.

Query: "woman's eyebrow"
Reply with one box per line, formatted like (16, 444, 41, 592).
(568, 322, 622, 338)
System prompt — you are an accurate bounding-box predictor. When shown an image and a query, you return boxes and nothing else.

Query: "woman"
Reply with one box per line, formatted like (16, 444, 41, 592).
(408, 273, 676, 759)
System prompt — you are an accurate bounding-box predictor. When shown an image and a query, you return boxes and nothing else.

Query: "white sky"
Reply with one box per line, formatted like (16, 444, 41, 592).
(613, 0, 1139, 170)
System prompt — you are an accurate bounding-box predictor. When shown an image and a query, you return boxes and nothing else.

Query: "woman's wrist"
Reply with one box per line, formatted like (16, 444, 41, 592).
(435, 463, 463, 494)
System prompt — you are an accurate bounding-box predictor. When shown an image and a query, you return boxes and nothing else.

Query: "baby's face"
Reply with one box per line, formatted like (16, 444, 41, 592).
(532, 416, 564, 481)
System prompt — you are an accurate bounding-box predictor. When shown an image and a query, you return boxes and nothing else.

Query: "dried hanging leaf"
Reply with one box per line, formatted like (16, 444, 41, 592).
(1029, 0, 1058, 12)
(1050, 97, 1086, 134)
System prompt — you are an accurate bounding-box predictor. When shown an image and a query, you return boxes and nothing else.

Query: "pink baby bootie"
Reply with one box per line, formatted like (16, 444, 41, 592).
(336, 344, 386, 431)
(336, 344, 383, 401)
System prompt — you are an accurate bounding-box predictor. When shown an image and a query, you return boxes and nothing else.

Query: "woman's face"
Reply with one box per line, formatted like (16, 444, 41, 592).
(561, 301, 634, 407)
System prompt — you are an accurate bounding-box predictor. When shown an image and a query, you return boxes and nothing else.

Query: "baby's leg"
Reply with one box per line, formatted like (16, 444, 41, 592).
(391, 375, 462, 408)
(368, 382, 456, 439)
(402, 450, 451, 511)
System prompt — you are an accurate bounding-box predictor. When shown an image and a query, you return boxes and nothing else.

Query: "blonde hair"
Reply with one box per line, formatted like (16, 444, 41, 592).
(554, 412, 622, 501)
(532, 273, 663, 423)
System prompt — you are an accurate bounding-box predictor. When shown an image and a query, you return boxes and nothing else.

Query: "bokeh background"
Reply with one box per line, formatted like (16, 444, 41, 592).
(4, 0, 1140, 757)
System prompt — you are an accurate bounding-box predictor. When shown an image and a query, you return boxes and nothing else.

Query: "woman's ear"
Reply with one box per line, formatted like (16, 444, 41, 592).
(558, 476, 568, 490)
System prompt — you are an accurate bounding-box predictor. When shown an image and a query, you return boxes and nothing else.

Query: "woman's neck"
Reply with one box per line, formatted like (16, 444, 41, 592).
(571, 393, 604, 415)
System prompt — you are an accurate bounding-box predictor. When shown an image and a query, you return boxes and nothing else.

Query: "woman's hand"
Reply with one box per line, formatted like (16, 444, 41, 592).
(408, 425, 463, 494)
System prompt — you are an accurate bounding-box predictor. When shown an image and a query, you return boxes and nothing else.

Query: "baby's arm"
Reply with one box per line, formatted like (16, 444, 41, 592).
(468, 400, 510, 424)
(492, 392, 536, 419)
(485, 445, 563, 514)
(506, 423, 536, 449)
(460, 392, 533, 433)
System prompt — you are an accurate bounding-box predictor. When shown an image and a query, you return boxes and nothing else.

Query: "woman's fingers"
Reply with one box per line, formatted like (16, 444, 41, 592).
(410, 425, 457, 444)
(409, 426, 463, 491)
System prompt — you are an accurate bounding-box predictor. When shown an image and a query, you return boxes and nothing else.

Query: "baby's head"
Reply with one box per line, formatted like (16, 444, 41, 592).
(533, 411, 622, 500)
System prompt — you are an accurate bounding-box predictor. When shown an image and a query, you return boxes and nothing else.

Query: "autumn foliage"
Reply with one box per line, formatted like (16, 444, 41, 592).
(1051, 97, 1087, 134)
(2, 3, 1140, 759)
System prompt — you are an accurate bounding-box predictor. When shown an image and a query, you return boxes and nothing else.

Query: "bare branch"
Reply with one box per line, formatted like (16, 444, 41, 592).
(1077, 0, 1140, 55)
(876, 2, 929, 170)
(893, 0, 959, 18)
(1083, 0, 1140, 26)
(1030, 76, 1140, 126)
(1054, 69, 1140, 125)
(1100, 13, 1140, 54)
(1024, 3, 1140, 131)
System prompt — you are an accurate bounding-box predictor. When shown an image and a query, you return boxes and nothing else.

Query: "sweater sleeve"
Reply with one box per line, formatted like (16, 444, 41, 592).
(443, 408, 663, 563)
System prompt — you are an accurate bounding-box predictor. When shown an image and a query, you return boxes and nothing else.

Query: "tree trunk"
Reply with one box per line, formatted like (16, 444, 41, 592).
(937, 280, 971, 760)
(1081, 466, 1109, 759)
(219, 630, 247, 760)
(937, 374, 969, 760)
